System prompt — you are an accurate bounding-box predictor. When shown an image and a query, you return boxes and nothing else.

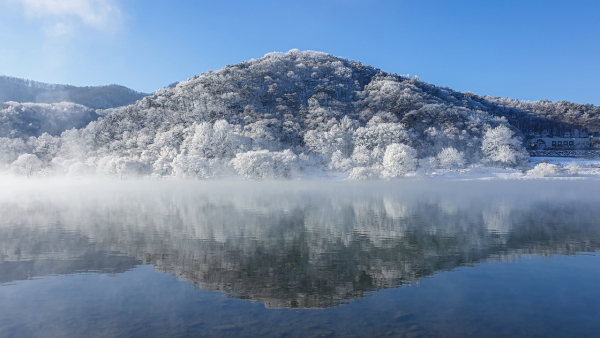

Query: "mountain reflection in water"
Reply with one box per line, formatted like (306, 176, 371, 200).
(1, 180, 599, 309)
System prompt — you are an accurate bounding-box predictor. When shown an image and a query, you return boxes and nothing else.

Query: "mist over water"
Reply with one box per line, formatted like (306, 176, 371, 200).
(1, 179, 599, 337)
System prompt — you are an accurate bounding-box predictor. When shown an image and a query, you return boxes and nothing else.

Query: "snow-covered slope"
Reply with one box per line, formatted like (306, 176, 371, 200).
(0, 76, 148, 140)
(0, 101, 99, 139)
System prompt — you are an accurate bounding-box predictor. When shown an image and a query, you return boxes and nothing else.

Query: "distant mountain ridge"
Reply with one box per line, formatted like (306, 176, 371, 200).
(0, 75, 148, 109)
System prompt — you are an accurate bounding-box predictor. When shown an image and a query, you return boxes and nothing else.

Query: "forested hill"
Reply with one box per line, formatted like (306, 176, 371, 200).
(101, 50, 599, 142)
(1, 50, 598, 179)
(0, 76, 148, 109)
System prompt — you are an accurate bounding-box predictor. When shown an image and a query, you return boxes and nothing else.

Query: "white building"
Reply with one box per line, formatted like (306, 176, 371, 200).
(529, 137, 590, 149)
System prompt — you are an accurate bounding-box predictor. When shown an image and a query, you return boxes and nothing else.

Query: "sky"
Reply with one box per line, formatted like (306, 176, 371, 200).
(0, 0, 599, 104)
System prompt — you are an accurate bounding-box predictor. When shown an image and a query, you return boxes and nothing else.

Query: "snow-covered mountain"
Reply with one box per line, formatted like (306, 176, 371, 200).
(0, 101, 99, 139)
(0, 76, 148, 140)
(0, 76, 148, 109)
(1, 50, 598, 179)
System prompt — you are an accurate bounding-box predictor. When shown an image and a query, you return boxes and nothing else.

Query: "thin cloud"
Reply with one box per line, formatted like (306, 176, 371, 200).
(43, 22, 72, 37)
(8, 0, 122, 33)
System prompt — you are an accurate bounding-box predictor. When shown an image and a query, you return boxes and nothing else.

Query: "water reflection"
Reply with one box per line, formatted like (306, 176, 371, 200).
(1, 180, 599, 308)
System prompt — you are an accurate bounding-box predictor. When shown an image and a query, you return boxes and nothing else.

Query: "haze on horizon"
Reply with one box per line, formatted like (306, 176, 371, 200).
(0, 0, 599, 105)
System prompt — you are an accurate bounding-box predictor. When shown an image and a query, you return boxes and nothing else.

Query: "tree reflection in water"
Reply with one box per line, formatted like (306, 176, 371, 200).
(1, 180, 599, 309)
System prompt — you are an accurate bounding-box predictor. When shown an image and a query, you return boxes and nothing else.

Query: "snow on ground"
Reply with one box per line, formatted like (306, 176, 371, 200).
(340, 157, 600, 181)
(527, 157, 600, 178)
(529, 156, 600, 167)
(3, 157, 600, 181)
(294, 159, 600, 181)
(432, 157, 600, 181)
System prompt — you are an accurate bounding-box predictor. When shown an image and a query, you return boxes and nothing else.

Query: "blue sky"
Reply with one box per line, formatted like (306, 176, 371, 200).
(1, 0, 599, 104)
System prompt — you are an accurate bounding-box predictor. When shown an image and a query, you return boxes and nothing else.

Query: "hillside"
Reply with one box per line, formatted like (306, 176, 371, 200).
(0, 101, 99, 139)
(1, 50, 598, 179)
(0, 76, 148, 109)
(0, 76, 148, 140)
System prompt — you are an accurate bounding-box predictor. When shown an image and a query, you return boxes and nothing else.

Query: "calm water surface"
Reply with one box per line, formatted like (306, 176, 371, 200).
(0, 180, 599, 337)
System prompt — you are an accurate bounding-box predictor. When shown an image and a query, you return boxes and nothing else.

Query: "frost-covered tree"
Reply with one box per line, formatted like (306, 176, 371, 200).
(0, 137, 30, 169)
(348, 167, 381, 180)
(304, 116, 356, 162)
(97, 156, 147, 178)
(329, 150, 353, 172)
(382, 143, 417, 178)
(481, 125, 528, 167)
(66, 162, 94, 178)
(10, 154, 42, 177)
(435, 147, 466, 169)
(172, 153, 218, 179)
(527, 162, 564, 177)
(230, 150, 297, 179)
(182, 120, 242, 159)
(352, 123, 410, 166)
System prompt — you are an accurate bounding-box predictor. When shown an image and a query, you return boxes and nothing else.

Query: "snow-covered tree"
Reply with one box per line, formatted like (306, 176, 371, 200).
(183, 120, 242, 159)
(172, 153, 218, 179)
(527, 162, 564, 177)
(348, 167, 381, 180)
(0, 137, 30, 169)
(481, 125, 528, 167)
(304, 117, 356, 161)
(435, 147, 465, 169)
(230, 150, 297, 179)
(97, 156, 147, 178)
(66, 162, 94, 178)
(329, 150, 353, 172)
(10, 154, 42, 177)
(352, 123, 410, 166)
(382, 143, 417, 178)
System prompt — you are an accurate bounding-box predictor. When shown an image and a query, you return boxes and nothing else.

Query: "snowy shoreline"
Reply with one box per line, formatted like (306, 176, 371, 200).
(2, 156, 600, 181)
(284, 156, 600, 181)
